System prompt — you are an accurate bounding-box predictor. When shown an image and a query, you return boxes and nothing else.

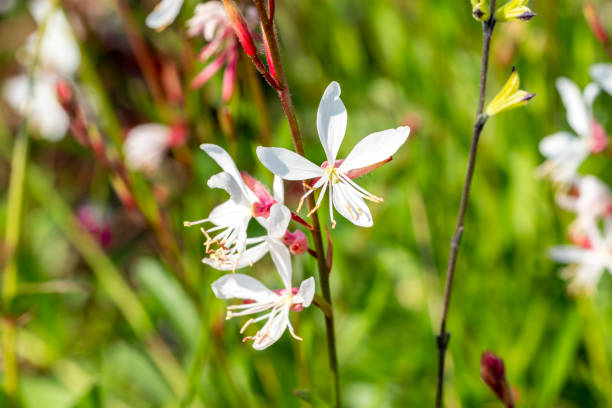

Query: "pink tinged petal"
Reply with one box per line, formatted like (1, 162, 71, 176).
(317, 81, 347, 163)
(590, 120, 608, 153)
(273, 176, 284, 203)
(146, 0, 184, 31)
(191, 50, 229, 89)
(211, 274, 277, 302)
(201, 144, 257, 202)
(266, 204, 292, 238)
(256, 146, 323, 180)
(590, 63, 612, 97)
(251, 307, 290, 350)
(296, 277, 315, 308)
(197, 28, 232, 60)
(556, 77, 590, 137)
(331, 182, 373, 227)
(338, 126, 410, 173)
(222, 48, 238, 103)
(267, 238, 292, 289)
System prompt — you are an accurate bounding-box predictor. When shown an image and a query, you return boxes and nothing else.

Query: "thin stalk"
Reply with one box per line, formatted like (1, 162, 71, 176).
(252, 1, 341, 406)
(435, 8, 497, 407)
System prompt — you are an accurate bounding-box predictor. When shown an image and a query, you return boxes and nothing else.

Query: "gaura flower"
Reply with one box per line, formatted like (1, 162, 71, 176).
(538, 77, 607, 182)
(495, 0, 535, 22)
(257, 81, 410, 228)
(590, 63, 612, 97)
(145, 0, 184, 31)
(549, 220, 612, 294)
(485, 67, 535, 116)
(212, 274, 315, 350)
(556, 176, 612, 229)
(187, 1, 257, 101)
(123, 123, 186, 174)
(204, 203, 294, 274)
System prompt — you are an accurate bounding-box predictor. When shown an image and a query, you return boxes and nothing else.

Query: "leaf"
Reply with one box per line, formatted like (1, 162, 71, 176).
(292, 389, 332, 407)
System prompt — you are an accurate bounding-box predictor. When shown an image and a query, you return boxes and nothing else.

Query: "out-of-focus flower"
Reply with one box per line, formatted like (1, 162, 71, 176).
(538, 77, 607, 182)
(549, 220, 612, 294)
(471, 0, 490, 21)
(485, 67, 535, 116)
(123, 123, 186, 174)
(495, 0, 535, 22)
(3, 73, 70, 141)
(203, 203, 293, 272)
(257, 81, 410, 228)
(212, 273, 315, 350)
(2, 0, 80, 141)
(145, 0, 184, 31)
(556, 176, 612, 229)
(590, 63, 612, 97)
(77, 204, 112, 248)
(187, 1, 257, 101)
(481, 351, 515, 408)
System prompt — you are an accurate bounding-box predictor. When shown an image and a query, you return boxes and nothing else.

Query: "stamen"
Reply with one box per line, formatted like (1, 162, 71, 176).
(346, 204, 356, 220)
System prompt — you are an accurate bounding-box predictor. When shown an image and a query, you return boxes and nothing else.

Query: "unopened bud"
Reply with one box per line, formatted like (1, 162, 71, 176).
(168, 122, 188, 147)
(55, 80, 73, 110)
(485, 67, 535, 116)
(584, 2, 609, 45)
(283, 230, 308, 255)
(222, 0, 257, 57)
(481, 351, 514, 408)
(495, 0, 535, 22)
(471, 0, 490, 21)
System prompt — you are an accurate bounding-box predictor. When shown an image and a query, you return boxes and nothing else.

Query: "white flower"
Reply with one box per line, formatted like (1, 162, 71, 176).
(146, 0, 184, 31)
(205, 203, 292, 273)
(184, 144, 259, 265)
(538, 77, 607, 182)
(549, 220, 612, 294)
(3, 73, 69, 141)
(123, 123, 172, 173)
(212, 274, 315, 350)
(590, 63, 612, 97)
(556, 176, 612, 229)
(257, 81, 410, 228)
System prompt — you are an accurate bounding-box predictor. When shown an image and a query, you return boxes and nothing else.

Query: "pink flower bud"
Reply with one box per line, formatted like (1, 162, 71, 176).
(55, 80, 73, 110)
(584, 3, 609, 45)
(481, 351, 514, 408)
(283, 230, 308, 255)
(222, 0, 257, 57)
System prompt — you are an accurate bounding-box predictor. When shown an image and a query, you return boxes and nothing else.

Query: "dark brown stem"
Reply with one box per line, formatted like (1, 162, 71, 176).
(435, 8, 496, 407)
(252, 1, 341, 406)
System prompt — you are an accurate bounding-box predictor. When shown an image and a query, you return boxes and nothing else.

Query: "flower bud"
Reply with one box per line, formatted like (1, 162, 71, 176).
(481, 351, 514, 407)
(485, 67, 535, 116)
(222, 0, 257, 57)
(584, 2, 609, 45)
(471, 0, 490, 21)
(495, 0, 535, 22)
(283, 230, 308, 255)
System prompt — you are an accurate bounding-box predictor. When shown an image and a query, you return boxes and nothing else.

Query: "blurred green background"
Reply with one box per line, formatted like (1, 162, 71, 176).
(2, 0, 612, 406)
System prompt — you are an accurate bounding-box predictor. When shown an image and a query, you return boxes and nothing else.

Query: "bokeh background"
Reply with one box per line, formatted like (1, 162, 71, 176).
(1, 0, 612, 406)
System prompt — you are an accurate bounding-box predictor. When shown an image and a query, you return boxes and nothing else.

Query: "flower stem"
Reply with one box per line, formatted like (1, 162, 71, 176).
(252, 1, 341, 405)
(435, 8, 496, 407)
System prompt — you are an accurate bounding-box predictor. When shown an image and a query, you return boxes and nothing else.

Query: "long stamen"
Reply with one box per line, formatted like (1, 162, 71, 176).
(340, 173, 383, 203)
(184, 218, 209, 227)
(308, 179, 329, 217)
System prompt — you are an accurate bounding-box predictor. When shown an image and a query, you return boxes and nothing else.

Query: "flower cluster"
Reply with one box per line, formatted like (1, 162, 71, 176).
(540, 64, 612, 293)
(185, 81, 409, 349)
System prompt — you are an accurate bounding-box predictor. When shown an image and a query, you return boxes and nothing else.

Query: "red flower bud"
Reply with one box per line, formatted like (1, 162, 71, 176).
(222, 0, 257, 57)
(584, 3, 609, 45)
(481, 351, 514, 408)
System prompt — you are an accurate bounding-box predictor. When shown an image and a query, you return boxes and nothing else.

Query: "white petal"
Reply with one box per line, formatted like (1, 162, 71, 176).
(339, 126, 410, 172)
(273, 175, 284, 204)
(296, 277, 315, 308)
(331, 182, 373, 227)
(538, 132, 578, 159)
(256, 147, 323, 180)
(201, 144, 256, 202)
(556, 77, 590, 137)
(252, 307, 289, 350)
(317, 81, 347, 163)
(145, 0, 184, 30)
(267, 238, 292, 289)
(208, 172, 250, 207)
(208, 199, 251, 227)
(123, 124, 171, 172)
(548, 246, 590, 264)
(583, 83, 600, 109)
(266, 204, 291, 238)
(590, 63, 612, 96)
(211, 274, 277, 302)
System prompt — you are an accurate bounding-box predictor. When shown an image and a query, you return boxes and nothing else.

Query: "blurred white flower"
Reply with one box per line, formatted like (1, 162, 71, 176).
(123, 123, 173, 173)
(3, 73, 69, 141)
(538, 78, 608, 182)
(145, 0, 184, 31)
(549, 220, 612, 294)
(212, 273, 315, 350)
(556, 176, 612, 229)
(257, 81, 410, 228)
(590, 63, 612, 97)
